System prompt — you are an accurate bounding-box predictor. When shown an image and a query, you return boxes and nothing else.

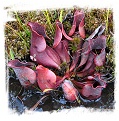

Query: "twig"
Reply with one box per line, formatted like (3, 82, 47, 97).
(29, 95, 49, 111)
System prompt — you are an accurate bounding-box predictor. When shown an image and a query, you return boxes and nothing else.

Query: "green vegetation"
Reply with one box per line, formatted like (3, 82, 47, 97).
(5, 7, 114, 81)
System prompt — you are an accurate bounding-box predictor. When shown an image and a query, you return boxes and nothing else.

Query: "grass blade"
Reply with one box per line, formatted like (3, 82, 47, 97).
(14, 11, 30, 36)
(43, 10, 54, 33)
(105, 9, 110, 34)
(9, 49, 15, 60)
(59, 9, 63, 23)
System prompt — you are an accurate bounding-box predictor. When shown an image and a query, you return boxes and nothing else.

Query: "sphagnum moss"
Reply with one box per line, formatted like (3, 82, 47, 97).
(5, 8, 114, 80)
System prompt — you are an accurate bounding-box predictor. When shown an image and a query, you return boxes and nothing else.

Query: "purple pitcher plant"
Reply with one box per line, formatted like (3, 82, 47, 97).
(8, 10, 107, 101)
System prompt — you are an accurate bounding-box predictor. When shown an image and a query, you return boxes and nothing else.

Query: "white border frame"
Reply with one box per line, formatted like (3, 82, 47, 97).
(1, 0, 119, 120)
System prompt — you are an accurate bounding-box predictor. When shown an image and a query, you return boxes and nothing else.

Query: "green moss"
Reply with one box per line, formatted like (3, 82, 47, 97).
(69, 35, 81, 53)
(5, 7, 114, 78)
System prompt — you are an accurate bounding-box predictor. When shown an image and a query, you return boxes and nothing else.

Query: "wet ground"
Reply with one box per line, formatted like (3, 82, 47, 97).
(8, 71, 114, 114)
